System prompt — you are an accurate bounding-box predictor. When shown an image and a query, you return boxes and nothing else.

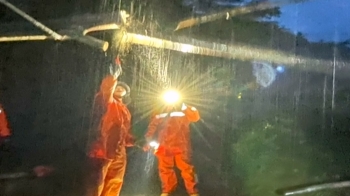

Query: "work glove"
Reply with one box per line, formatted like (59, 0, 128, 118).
(181, 103, 187, 110)
(142, 137, 152, 151)
(143, 144, 151, 152)
(110, 56, 122, 79)
(125, 134, 135, 147)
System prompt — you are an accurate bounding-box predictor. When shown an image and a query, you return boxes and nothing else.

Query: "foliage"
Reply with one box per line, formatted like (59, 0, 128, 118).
(232, 114, 339, 196)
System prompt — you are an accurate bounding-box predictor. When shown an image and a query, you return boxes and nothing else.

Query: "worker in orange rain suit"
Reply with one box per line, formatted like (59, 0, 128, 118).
(88, 56, 135, 196)
(144, 103, 200, 196)
(0, 104, 11, 146)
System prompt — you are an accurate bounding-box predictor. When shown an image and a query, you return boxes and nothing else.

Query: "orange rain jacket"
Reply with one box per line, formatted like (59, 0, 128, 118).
(145, 105, 200, 156)
(89, 75, 134, 160)
(0, 104, 11, 138)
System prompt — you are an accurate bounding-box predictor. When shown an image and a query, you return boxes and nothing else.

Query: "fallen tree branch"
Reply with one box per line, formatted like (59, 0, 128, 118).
(0, 0, 109, 51)
(0, 34, 109, 51)
(83, 23, 121, 35)
(0, 0, 63, 40)
(175, 0, 309, 31)
(119, 32, 348, 75)
(0, 35, 53, 42)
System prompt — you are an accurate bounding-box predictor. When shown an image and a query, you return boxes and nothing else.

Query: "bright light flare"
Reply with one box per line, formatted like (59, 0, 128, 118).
(162, 90, 181, 104)
(180, 44, 193, 53)
(149, 141, 159, 149)
(276, 65, 285, 73)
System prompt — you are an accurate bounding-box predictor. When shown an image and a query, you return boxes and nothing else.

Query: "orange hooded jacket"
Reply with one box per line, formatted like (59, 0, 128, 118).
(145, 105, 200, 156)
(89, 75, 134, 160)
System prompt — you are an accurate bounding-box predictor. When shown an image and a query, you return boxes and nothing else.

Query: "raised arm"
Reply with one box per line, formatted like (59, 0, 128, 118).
(182, 103, 200, 122)
(99, 56, 123, 105)
(99, 75, 118, 104)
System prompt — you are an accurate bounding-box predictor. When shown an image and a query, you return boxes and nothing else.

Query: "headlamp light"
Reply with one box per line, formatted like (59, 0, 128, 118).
(162, 90, 180, 104)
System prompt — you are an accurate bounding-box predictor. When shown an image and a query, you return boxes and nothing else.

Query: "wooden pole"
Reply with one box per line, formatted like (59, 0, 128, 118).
(0, 14, 120, 35)
(119, 33, 349, 75)
(74, 35, 109, 51)
(0, 0, 109, 51)
(1, 30, 349, 76)
(2, 31, 349, 76)
(0, 35, 54, 42)
(0, 35, 109, 51)
(83, 23, 121, 35)
(0, 0, 64, 40)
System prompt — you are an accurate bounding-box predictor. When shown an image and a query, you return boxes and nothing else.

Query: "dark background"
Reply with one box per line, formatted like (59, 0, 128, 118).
(1, 0, 350, 196)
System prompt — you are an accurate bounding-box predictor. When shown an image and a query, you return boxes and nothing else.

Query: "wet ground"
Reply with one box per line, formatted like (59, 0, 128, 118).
(0, 146, 227, 196)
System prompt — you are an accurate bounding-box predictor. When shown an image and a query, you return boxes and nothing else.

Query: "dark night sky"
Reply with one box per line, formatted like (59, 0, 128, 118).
(264, 0, 350, 42)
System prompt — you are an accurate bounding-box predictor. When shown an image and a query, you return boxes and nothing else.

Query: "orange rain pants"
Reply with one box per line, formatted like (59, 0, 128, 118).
(157, 153, 198, 194)
(96, 148, 126, 196)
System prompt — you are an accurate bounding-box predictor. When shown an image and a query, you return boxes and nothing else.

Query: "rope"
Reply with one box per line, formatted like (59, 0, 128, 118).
(144, 151, 154, 174)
